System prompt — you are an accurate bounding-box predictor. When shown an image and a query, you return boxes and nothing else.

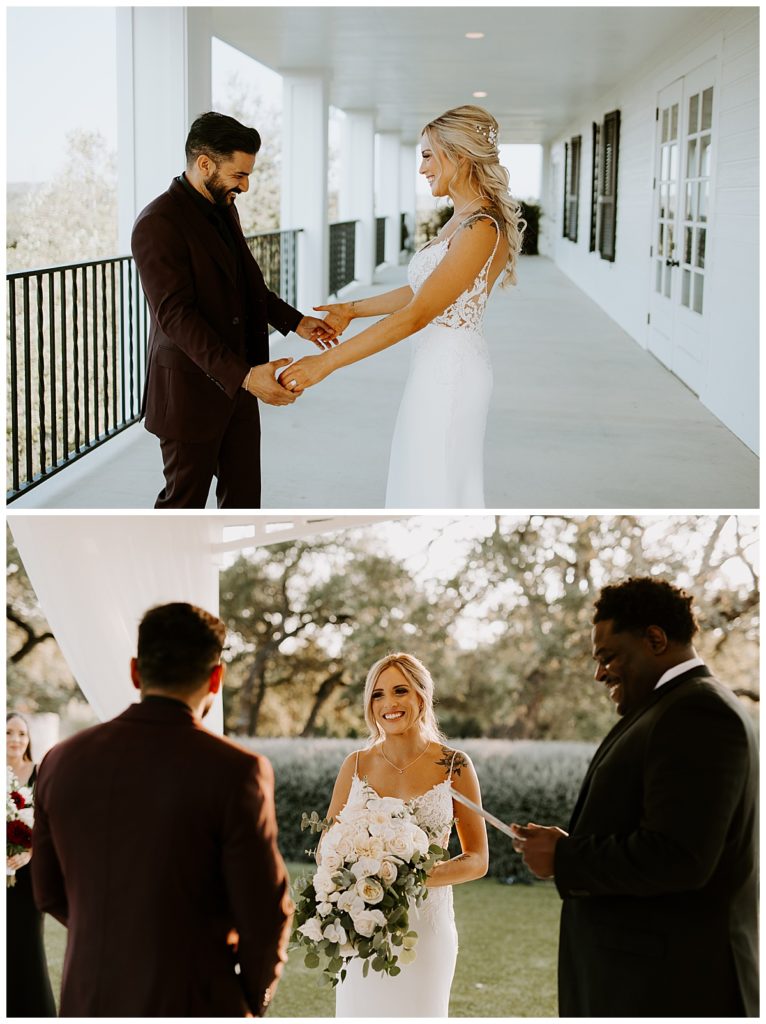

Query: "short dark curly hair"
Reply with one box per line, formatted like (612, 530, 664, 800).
(593, 577, 698, 644)
(137, 603, 227, 691)
(185, 111, 261, 166)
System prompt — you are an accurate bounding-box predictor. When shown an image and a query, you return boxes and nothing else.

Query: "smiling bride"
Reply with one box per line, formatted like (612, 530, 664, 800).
(321, 652, 488, 1017)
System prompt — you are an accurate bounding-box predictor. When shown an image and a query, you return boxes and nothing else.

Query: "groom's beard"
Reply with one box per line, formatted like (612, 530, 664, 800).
(205, 171, 241, 207)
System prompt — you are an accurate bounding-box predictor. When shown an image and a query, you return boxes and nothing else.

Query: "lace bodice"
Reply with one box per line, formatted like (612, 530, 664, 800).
(346, 774, 455, 849)
(408, 214, 501, 334)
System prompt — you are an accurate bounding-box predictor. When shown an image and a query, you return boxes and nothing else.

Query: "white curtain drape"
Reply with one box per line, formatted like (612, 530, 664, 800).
(9, 515, 224, 732)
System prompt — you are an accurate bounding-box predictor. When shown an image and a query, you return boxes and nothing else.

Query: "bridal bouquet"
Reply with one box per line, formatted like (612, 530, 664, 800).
(291, 790, 448, 986)
(6, 766, 34, 888)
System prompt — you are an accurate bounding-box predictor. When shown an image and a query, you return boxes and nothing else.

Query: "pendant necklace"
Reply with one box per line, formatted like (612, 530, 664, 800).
(379, 742, 430, 774)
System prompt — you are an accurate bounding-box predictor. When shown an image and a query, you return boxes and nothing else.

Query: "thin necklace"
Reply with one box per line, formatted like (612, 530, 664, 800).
(451, 195, 482, 218)
(379, 741, 430, 774)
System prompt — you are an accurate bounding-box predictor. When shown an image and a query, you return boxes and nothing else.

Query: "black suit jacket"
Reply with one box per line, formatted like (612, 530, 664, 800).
(554, 667, 758, 1017)
(32, 698, 293, 1017)
(131, 177, 302, 443)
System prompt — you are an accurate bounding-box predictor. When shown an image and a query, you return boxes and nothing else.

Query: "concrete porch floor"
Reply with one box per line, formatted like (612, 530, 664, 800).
(10, 255, 758, 510)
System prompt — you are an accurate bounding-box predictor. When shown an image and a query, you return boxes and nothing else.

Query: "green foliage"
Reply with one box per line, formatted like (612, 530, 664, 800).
(519, 201, 541, 255)
(237, 737, 595, 881)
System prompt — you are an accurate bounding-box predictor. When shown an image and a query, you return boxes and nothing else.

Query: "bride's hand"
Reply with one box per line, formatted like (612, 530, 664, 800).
(278, 354, 333, 392)
(313, 302, 354, 336)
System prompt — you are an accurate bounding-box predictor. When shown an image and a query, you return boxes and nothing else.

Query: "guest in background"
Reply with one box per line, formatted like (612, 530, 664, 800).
(6, 712, 57, 1017)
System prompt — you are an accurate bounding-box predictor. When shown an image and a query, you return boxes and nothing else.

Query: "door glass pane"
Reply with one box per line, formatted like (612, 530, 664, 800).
(700, 135, 711, 177)
(671, 103, 679, 140)
(696, 228, 706, 269)
(664, 265, 672, 299)
(656, 260, 663, 293)
(668, 180, 676, 216)
(699, 181, 709, 223)
(687, 138, 697, 177)
(662, 108, 669, 143)
(669, 142, 678, 180)
(658, 221, 664, 253)
(693, 273, 704, 314)
(701, 88, 713, 130)
(661, 146, 670, 179)
(682, 269, 691, 307)
(684, 226, 693, 265)
(685, 182, 694, 219)
(689, 93, 699, 132)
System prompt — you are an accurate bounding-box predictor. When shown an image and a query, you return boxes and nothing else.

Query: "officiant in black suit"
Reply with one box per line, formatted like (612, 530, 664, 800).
(512, 577, 758, 1017)
(131, 111, 336, 509)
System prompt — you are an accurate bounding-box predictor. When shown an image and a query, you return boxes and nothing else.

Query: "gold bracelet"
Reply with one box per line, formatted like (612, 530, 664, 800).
(243, 368, 252, 392)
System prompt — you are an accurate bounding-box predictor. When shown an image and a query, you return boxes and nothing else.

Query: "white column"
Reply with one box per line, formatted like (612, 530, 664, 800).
(281, 73, 329, 310)
(399, 141, 418, 255)
(376, 132, 402, 265)
(116, 7, 213, 252)
(339, 111, 376, 286)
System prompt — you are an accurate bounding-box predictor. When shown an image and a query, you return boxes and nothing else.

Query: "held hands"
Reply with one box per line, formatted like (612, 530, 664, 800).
(295, 315, 340, 350)
(313, 302, 354, 336)
(277, 354, 332, 393)
(243, 358, 301, 406)
(510, 822, 568, 880)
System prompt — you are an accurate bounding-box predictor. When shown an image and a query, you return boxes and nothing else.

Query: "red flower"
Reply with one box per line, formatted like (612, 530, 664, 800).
(7, 820, 32, 848)
(10, 791, 25, 809)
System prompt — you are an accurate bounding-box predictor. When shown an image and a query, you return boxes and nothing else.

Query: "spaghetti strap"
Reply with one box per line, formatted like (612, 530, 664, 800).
(448, 750, 458, 780)
(354, 750, 360, 776)
(450, 213, 501, 268)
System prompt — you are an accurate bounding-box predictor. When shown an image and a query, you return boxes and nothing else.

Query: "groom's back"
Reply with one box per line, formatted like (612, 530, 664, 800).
(33, 698, 290, 1017)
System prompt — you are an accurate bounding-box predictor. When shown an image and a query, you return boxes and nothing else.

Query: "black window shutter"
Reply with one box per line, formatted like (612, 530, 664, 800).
(590, 122, 600, 252)
(563, 142, 569, 239)
(564, 136, 581, 243)
(598, 110, 620, 262)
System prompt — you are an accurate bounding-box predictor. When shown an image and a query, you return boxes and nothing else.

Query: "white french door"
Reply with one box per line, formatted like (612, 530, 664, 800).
(649, 60, 716, 395)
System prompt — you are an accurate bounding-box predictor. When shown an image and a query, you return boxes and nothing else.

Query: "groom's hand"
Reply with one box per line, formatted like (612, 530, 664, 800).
(510, 822, 568, 880)
(242, 359, 300, 406)
(295, 315, 339, 350)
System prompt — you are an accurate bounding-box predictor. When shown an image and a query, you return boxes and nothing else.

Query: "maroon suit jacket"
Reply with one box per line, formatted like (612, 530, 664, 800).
(32, 697, 293, 1017)
(131, 177, 303, 443)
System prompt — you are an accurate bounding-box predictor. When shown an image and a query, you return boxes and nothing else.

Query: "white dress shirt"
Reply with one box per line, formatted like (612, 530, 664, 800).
(654, 655, 705, 691)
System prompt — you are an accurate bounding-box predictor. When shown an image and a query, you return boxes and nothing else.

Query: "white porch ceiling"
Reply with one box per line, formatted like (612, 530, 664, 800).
(211, 6, 717, 144)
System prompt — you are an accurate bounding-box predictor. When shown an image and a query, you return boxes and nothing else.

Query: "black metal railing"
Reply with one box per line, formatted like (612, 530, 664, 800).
(7, 257, 149, 502)
(375, 216, 387, 267)
(329, 221, 357, 295)
(6, 228, 302, 502)
(245, 228, 301, 310)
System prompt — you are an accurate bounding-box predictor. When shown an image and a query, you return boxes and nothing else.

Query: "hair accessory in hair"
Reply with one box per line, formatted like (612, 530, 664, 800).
(476, 123, 498, 147)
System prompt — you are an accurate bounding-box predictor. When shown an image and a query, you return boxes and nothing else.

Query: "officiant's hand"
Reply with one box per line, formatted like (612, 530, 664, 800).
(295, 315, 339, 350)
(278, 354, 332, 392)
(510, 822, 568, 880)
(243, 359, 300, 406)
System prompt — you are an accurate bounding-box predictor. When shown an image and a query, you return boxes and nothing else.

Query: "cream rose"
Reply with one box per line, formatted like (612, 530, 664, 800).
(351, 856, 383, 880)
(298, 916, 324, 942)
(351, 907, 387, 938)
(323, 921, 348, 945)
(379, 858, 399, 886)
(355, 876, 384, 905)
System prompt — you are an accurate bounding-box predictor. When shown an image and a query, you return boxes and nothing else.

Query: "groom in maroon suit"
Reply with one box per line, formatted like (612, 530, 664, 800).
(132, 112, 336, 508)
(32, 603, 293, 1017)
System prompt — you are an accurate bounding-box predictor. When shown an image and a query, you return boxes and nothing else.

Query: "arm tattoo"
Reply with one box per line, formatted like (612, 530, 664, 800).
(436, 746, 469, 778)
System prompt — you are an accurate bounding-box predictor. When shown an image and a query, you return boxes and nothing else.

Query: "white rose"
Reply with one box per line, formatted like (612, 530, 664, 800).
(406, 822, 430, 857)
(317, 901, 333, 917)
(298, 916, 324, 942)
(353, 834, 373, 858)
(379, 859, 399, 886)
(351, 856, 382, 880)
(323, 921, 348, 945)
(367, 835, 386, 859)
(351, 907, 387, 938)
(330, 833, 356, 860)
(367, 795, 405, 816)
(16, 807, 34, 828)
(387, 831, 415, 861)
(339, 939, 356, 957)
(355, 876, 385, 905)
(319, 849, 343, 873)
(313, 867, 339, 900)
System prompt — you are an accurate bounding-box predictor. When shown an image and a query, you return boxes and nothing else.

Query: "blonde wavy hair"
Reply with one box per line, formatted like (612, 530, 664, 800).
(363, 652, 446, 746)
(422, 104, 526, 287)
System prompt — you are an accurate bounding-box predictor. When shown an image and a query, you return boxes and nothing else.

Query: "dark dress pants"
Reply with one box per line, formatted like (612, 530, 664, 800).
(155, 390, 262, 509)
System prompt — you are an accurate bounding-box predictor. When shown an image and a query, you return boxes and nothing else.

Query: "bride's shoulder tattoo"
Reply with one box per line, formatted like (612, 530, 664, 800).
(436, 746, 469, 777)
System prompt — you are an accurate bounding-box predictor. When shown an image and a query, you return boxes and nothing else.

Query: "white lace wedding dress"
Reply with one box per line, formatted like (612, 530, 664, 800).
(385, 213, 501, 509)
(335, 772, 458, 1017)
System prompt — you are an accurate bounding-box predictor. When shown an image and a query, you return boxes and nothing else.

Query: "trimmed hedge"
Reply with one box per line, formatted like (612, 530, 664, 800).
(235, 738, 596, 881)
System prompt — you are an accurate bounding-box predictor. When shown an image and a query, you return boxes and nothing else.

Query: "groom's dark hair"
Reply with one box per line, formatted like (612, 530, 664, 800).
(136, 603, 227, 690)
(593, 577, 698, 644)
(185, 111, 261, 166)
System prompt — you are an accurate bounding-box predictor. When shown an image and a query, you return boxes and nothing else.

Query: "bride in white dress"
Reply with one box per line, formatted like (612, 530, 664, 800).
(278, 105, 525, 508)
(320, 653, 488, 1017)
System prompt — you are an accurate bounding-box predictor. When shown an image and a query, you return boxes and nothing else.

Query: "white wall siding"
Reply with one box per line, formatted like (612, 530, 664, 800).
(541, 8, 758, 451)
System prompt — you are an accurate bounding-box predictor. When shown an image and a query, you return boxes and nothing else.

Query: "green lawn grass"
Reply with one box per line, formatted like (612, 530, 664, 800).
(44, 866, 560, 1017)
